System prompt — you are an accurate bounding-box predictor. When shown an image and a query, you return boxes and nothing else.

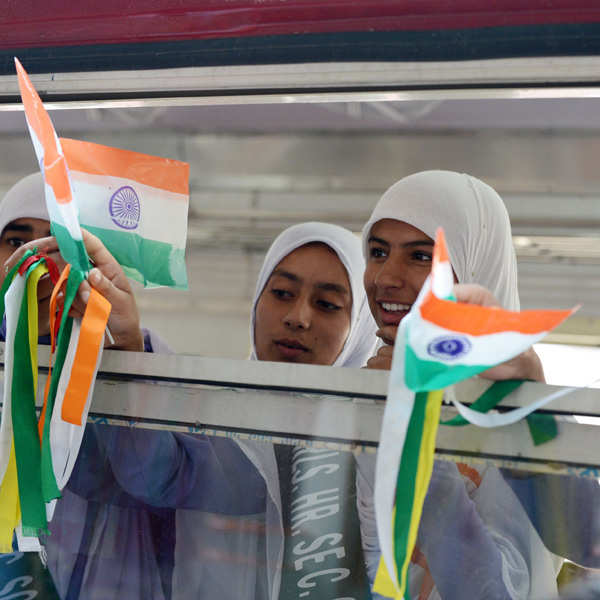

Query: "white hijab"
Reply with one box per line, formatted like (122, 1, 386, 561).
(0, 173, 49, 234)
(362, 170, 519, 311)
(250, 222, 377, 367)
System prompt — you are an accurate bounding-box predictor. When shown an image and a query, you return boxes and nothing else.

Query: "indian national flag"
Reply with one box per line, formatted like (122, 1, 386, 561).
(16, 57, 190, 289)
(15, 58, 88, 273)
(62, 138, 189, 289)
(373, 228, 574, 600)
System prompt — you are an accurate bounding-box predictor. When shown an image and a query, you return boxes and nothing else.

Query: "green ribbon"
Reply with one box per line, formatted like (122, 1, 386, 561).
(441, 380, 524, 426)
(441, 380, 558, 446)
(11, 260, 47, 536)
(525, 412, 558, 446)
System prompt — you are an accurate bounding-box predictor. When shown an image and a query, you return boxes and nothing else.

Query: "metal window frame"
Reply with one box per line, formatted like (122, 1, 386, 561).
(2, 344, 597, 478)
(3, 57, 600, 109)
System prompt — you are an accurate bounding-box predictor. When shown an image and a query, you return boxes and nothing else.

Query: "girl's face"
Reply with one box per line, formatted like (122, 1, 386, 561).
(0, 218, 51, 285)
(254, 243, 352, 365)
(364, 219, 434, 328)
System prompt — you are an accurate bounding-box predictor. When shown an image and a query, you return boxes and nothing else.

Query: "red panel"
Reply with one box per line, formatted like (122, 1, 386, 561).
(2, 1, 600, 50)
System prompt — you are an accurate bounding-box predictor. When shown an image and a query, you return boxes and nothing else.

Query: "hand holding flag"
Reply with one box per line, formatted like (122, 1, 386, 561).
(3, 230, 144, 352)
(0, 60, 112, 550)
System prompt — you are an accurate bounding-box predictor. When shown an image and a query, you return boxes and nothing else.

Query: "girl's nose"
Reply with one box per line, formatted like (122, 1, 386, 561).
(283, 298, 311, 330)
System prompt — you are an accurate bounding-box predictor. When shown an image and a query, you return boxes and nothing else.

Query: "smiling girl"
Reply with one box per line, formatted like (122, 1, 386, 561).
(357, 170, 559, 600)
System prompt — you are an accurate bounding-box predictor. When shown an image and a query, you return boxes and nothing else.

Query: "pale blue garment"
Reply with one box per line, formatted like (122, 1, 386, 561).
(43, 329, 267, 600)
(44, 405, 267, 600)
(356, 455, 561, 600)
(503, 471, 600, 569)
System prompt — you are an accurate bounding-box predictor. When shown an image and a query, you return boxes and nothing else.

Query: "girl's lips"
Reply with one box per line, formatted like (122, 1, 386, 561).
(377, 301, 411, 326)
(274, 339, 308, 359)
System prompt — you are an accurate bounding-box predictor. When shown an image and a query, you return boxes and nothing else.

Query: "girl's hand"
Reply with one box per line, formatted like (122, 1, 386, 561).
(364, 325, 398, 370)
(454, 284, 545, 382)
(3, 229, 144, 351)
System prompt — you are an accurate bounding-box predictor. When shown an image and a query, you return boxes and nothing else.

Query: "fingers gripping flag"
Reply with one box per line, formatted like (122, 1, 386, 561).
(373, 229, 574, 599)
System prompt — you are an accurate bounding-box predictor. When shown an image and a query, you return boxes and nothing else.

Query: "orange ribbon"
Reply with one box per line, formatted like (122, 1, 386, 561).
(61, 288, 111, 425)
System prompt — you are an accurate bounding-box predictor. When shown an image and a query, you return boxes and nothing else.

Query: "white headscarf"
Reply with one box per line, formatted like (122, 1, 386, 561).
(362, 170, 519, 310)
(0, 173, 49, 235)
(250, 222, 377, 367)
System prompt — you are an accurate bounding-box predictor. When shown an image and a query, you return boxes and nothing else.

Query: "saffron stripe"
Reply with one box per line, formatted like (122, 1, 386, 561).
(62, 138, 189, 196)
(15, 60, 72, 206)
(419, 291, 573, 336)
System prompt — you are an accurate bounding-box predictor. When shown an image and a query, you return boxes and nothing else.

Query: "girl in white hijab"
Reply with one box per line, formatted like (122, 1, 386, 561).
(233, 222, 378, 600)
(362, 170, 519, 310)
(362, 170, 543, 378)
(0, 172, 50, 233)
(250, 221, 377, 367)
(358, 171, 560, 599)
(177, 222, 378, 599)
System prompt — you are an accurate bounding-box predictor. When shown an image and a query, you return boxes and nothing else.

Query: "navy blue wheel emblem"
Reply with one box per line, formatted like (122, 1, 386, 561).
(427, 335, 471, 360)
(109, 186, 140, 230)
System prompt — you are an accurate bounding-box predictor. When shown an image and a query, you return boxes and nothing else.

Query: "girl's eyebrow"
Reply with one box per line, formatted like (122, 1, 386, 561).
(402, 240, 434, 248)
(2, 223, 34, 235)
(271, 269, 301, 283)
(368, 235, 433, 248)
(315, 282, 349, 295)
(271, 269, 348, 295)
(368, 235, 388, 246)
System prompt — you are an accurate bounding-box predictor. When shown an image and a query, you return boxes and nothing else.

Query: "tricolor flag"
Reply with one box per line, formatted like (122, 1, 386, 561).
(62, 138, 189, 289)
(16, 58, 189, 290)
(14, 59, 88, 274)
(373, 229, 574, 599)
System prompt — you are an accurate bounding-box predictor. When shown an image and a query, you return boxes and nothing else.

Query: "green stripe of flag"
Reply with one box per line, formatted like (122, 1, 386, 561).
(81, 225, 187, 289)
(405, 345, 488, 391)
(50, 222, 89, 275)
(392, 390, 429, 597)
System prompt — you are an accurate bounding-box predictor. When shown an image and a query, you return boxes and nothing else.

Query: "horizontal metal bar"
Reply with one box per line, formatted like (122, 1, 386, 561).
(4, 59, 600, 108)
(2, 343, 599, 414)
(84, 377, 600, 475)
(1, 344, 599, 475)
(0, 343, 389, 400)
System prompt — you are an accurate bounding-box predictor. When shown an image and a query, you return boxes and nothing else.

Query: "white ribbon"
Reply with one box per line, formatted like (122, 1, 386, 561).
(451, 386, 576, 428)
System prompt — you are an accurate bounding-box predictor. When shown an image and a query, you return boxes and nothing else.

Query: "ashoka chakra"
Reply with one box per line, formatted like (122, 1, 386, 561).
(109, 186, 141, 230)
